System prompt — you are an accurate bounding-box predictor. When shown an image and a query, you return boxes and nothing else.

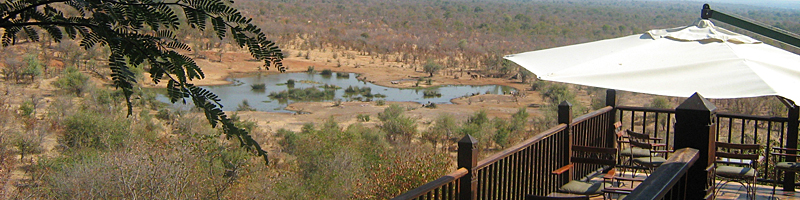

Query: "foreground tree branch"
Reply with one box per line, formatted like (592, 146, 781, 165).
(0, 0, 284, 164)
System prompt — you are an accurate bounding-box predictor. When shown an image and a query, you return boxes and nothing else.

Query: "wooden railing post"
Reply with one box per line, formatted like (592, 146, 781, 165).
(784, 106, 799, 191)
(458, 135, 478, 200)
(605, 89, 617, 108)
(674, 93, 717, 200)
(606, 89, 618, 148)
(558, 101, 573, 179)
(558, 101, 573, 125)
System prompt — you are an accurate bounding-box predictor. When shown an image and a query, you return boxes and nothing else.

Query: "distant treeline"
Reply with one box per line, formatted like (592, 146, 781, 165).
(230, 0, 800, 78)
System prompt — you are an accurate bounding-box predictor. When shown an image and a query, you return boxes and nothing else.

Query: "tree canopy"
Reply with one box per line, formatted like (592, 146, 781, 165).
(0, 0, 284, 164)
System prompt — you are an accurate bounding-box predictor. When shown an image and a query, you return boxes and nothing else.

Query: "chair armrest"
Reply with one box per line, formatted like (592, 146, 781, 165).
(617, 130, 626, 138)
(603, 187, 633, 195)
(771, 152, 800, 158)
(653, 150, 674, 153)
(552, 164, 573, 175)
(613, 176, 645, 182)
(652, 143, 667, 147)
(706, 163, 716, 171)
(773, 147, 800, 151)
(603, 168, 616, 180)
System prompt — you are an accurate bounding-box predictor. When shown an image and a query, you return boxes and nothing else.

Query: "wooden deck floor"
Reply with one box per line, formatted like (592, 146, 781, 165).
(595, 182, 800, 200)
(587, 172, 800, 200)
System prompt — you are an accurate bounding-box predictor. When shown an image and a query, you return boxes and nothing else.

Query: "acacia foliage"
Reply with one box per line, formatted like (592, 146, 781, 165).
(0, 0, 285, 163)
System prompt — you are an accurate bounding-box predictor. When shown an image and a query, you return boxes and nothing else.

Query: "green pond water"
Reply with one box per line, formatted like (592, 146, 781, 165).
(158, 72, 516, 113)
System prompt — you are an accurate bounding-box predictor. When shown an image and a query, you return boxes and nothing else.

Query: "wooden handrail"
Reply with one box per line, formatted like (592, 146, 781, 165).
(717, 112, 790, 122)
(571, 106, 613, 125)
(391, 168, 469, 200)
(623, 148, 700, 200)
(616, 106, 675, 113)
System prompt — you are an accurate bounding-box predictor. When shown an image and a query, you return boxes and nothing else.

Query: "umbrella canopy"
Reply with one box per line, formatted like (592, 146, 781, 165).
(504, 19, 800, 102)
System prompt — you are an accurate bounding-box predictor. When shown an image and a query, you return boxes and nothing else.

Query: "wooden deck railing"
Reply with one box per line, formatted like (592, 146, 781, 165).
(473, 124, 569, 199)
(623, 148, 700, 200)
(616, 106, 798, 184)
(392, 168, 468, 200)
(396, 89, 800, 199)
(394, 102, 615, 200)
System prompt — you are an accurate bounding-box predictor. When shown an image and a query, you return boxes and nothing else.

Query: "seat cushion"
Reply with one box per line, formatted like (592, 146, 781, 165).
(716, 165, 757, 178)
(558, 180, 610, 195)
(632, 156, 667, 167)
(776, 162, 800, 170)
(620, 147, 651, 157)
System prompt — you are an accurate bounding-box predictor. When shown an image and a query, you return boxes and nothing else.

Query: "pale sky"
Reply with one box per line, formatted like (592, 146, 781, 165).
(679, 0, 800, 9)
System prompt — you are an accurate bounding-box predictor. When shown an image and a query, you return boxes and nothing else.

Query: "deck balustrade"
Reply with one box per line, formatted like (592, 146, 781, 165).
(394, 90, 800, 200)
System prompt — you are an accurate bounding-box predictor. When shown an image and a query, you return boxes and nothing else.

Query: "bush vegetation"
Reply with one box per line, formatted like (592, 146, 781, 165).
(51, 67, 89, 96)
(423, 90, 441, 97)
(320, 69, 333, 76)
(250, 83, 266, 91)
(268, 87, 337, 101)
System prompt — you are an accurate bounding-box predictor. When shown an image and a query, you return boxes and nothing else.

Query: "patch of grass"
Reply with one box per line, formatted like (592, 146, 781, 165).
(423, 90, 442, 97)
(269, 87, 336, 101)
(251, 83, 266, 91)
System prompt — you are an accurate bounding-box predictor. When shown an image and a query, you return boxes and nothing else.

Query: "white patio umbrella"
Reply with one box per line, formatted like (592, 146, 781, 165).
(504, 19, 800, 102)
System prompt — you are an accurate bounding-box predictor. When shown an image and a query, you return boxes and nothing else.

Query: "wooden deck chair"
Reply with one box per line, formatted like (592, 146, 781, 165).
(627, 130, 670, 177)
(771, 147, 800, 199)
(614, 123, 652, 177)
(547, 145, 618, 197)
(714, 142, 761, 200)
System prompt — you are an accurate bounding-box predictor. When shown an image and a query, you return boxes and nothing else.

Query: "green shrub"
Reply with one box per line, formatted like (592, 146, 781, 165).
(19, 100, 35, 117)
(357, 114, 370, 122)
(320, 69, 333, 76)
(423, 90, 441, 97)
(648, 97, 672, 109)
(155, 108, 173, 121)
(52, 67, 89, 96)
(306, 66, 315, 73)
(22, 53, 42, 82)
(376, 100, 386, 106)
(268, 87, 336, 101)
(62, 111, 130, 149)
(424, 113, 457, 148)
(13, 131, 42, 161)
(492, 118, 511, 148)
(251, 83, 266, 91)
(378, 104, 417, 141)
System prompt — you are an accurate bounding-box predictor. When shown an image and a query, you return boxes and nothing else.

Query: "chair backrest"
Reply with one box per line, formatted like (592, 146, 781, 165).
(627, 130, 654, 149)
(715, 142, 761, 165)
(570, 145, 617, 166)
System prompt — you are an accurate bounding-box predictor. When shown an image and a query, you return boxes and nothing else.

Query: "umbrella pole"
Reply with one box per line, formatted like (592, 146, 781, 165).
(702, 4, 800, 49)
